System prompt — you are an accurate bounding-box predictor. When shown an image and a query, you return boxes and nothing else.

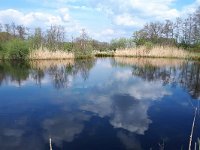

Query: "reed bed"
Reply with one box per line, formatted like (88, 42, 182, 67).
(114, 57, 185, 67)
(9, 46, 200, 60)
(29, 48, 74, 60)
(115, 46, 190, 58)
(30, 59, 74, 70)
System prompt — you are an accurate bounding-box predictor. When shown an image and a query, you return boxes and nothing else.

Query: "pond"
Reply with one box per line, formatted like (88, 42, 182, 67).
(0, 57, 200, 150)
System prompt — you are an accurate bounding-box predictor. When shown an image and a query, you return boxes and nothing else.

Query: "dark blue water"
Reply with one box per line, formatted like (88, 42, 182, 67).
(0, 58, 200, 150)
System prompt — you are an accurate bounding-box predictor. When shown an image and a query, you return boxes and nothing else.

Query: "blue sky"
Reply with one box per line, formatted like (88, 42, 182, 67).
(0, 0, 198, 41)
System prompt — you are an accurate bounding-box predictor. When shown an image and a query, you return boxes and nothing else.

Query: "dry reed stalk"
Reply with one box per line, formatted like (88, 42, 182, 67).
(115, 46, 189, 58)
(49, 138, 53, 150)
(29, 48, 74, 60)
(189, 107, 197, 150)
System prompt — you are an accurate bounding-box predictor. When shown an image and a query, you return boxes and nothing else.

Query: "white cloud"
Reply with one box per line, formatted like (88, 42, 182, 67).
(114, 70, 171, 100)
(128, 80, 171, 100)
(0, 8, 82, 35)
(115, 70, 132, 81)
(58, 8, 70, 22)
(101, 28, 114, 36)
(109, 100, 152, 134)
(80, 68, 171, 134)
(114, 14, 141, 27)
(90, 28, 128, 41)
(93, 0, 180, 23)
(43, 112, 90, 146)
(0, 9, 62, 26)
(124, 0, 179, 19)
(0, 0, 198, 41)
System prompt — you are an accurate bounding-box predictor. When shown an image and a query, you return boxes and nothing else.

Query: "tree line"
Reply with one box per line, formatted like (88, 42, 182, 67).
(1, 6, 200, 59)
(133, 7, 200, 50)
(0, 22, 136, 59)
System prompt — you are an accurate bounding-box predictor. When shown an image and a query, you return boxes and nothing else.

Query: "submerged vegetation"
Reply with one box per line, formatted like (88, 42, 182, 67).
(1, 7, 200, 59)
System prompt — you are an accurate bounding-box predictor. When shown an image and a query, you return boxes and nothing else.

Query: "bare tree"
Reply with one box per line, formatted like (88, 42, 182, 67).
(163, 20, 174, 39)
(0, 23, 2, 32)
(46, 25, 65, 51)
(174, 17, 182, 43)
(16, 25, 26, 39)
(4, 24, 11, 34)
(32, 27, 43, 49)
(11, 22, 16, 37)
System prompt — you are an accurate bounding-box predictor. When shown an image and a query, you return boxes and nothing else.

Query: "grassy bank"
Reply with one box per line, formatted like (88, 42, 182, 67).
(1, 40, 200, 60)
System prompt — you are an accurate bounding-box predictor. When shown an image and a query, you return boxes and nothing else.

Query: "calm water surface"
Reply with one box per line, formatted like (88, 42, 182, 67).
(0, 58, 200, 150)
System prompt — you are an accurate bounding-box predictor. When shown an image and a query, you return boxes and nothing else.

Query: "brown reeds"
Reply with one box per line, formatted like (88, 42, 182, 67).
(29, 48, 74, 60)
(115, 46, 189, 58)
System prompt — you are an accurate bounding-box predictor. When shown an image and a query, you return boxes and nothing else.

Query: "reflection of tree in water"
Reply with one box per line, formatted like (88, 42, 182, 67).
(132, 64, 173, 85)
(0, 59, 96, 88)
(115, 60, 200, 99)
(179, 62, 200, 99)
(48, 65, 73, 89)
(30, 69, 44, 86)
(72, 59, 96, 80)
(0, 61, 30, 86)
(47, 59, 96, 89)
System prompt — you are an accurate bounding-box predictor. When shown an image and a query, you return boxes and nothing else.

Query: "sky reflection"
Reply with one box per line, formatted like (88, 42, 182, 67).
(0, 58, 199, 150)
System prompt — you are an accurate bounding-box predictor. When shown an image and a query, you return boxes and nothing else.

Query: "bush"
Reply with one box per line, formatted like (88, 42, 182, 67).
(74, 44, 93, 58)
(64, 42, 73, 52)
(134, 38, 146, 47)
(3, 39, 30, 59)
(144, 41, 154, 50)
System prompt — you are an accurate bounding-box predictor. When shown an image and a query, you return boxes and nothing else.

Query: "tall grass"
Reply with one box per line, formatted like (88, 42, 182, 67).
(115, 46, 190, 58)
(29, 48, 74, 60)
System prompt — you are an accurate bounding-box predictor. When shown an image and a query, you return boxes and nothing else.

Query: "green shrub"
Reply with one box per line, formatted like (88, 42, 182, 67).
(3, 39, 30, 60)
(64, 42, 73, 52)
(74, 44, 93, 58)
(134, 38, 146, 47)
(145, 41, 154, 50)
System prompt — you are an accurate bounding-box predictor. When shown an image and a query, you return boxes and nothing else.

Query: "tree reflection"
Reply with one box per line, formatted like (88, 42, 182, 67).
(2, 58, 200, 98)
(0, 61, 30, 86)
(72, 59, 96, 81)
(48, 65, 73, 89)
(179, 62, 200, 99)
(30, 69, 44, 86)
(47, 59, 96, 89)
(114, 58, 200, 99)
(0, 59, 96, 88)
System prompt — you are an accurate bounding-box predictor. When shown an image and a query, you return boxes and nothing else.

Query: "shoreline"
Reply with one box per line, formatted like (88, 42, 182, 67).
(1, 46, 200, 60)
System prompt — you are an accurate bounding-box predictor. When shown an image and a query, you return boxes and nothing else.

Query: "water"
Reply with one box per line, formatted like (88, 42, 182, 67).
(0, 58, 200, 150)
